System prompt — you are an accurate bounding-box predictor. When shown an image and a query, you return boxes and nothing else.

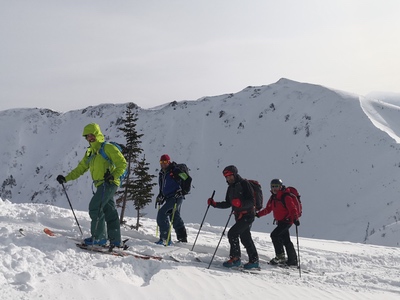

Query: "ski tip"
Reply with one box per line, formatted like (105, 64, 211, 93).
(44, 228, 55, 236)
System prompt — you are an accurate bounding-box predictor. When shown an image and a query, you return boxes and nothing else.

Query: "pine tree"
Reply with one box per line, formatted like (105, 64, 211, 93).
(131, 155, 156, 229)
(116, 103, 151, 224)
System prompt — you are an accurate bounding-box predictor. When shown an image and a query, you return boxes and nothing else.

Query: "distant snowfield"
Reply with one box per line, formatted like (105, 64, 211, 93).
(361, 96, 400, 143)
(1, 199, 400, 300)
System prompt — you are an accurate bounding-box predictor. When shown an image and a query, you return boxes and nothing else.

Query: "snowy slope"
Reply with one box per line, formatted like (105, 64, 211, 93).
(1, 200, 400, 300)
(0, 79, 400, 246)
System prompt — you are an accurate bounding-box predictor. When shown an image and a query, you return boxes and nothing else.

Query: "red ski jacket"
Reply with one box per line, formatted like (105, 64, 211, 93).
(257, 188, 299, 224)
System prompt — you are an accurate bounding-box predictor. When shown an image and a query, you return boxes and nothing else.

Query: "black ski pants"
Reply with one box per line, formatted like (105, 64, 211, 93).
(227, 214, 258, 263)
(270, 221, 297, 261)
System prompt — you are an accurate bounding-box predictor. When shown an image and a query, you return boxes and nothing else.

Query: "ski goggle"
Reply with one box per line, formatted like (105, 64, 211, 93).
(160, 160, 169, 164)
(223, 171, 234, 177)
(271, 185, 281, 188)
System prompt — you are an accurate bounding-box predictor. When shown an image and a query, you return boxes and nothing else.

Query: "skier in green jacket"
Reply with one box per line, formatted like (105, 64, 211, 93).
(56, 123, 127, 247)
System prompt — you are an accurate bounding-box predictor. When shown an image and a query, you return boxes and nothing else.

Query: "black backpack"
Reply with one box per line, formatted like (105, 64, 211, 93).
(246, 179, 263, 210)
(171, 163, 192, 195)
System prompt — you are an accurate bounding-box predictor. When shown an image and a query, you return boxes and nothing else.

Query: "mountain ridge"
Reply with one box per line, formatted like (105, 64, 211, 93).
(1, 78, 399, 247)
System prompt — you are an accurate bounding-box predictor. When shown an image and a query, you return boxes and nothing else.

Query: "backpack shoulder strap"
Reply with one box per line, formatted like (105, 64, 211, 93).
(98, 142, 112, 163)
(170, 163, 189, 180)
(280, 188, 292, 208)
(280, 190, 298, 209)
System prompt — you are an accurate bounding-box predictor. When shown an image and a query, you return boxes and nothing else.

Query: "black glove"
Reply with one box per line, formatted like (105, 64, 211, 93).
(56, 175, 66, 184)
(174, 189, 183, 199)
(155, 193, 165, 208)
(104, 170, 114, 183)
(294, 219, 300, 226)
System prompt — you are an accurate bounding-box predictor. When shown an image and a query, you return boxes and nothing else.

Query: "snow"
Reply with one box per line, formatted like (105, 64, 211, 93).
(1, 78, 400, 299)
(1, 199, 400, 300)
(360, 95, 400, 143)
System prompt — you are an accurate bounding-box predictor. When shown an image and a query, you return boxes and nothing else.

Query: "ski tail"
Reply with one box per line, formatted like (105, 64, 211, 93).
(44, 228, 55, 236)
(76, 243, 163, 260)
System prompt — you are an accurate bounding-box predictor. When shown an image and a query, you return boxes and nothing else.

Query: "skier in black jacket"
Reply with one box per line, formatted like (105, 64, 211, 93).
(207, 165, 259, 269)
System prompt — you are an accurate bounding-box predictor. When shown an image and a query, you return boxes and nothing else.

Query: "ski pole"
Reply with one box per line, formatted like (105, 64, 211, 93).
(207, 210, 233, 269)
(166, 201, 178, 246)
(155, 203, 160, 238)
(296, 225, 301, 278)
(191, 190, 215, 251)
(61, 183, 83, 236)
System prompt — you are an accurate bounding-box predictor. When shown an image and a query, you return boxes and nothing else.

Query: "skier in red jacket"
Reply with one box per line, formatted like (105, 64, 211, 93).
(256, 179, 300, 266)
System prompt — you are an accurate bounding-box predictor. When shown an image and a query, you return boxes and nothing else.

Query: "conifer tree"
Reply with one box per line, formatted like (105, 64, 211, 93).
(116, 103, 150, 224)
(130, 155, 156, 229)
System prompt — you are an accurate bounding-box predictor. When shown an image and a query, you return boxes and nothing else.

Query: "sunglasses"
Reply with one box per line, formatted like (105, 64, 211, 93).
(160, 160, 169, 164)
(84, 134, 95, 140)
(271, 185, 281, 188)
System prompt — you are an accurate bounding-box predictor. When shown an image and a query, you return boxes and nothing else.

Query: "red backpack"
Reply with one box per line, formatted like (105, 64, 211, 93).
(281, 186, 302, 218)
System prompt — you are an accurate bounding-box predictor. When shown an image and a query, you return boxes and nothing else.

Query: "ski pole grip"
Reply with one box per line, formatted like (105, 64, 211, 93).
(207, 190, 215, 207)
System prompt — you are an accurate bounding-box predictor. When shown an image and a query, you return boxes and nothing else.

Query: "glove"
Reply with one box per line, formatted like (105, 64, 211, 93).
(174, 189, 183, 199)
(231, 198, 242, 208)
(56, 175, 66, 184)
(207, 198, 216, 207)
(255, 212, 260, 218)
(104, 170, 114, 183)
(294, 219, 300, 226)
(155, 193, 165, 208)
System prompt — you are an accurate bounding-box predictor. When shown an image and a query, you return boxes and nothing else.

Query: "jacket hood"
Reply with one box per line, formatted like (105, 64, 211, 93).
(82, 123, 105, 143)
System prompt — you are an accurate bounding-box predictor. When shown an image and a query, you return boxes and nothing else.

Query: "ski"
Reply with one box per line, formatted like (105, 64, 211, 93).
(169, 255, 181, 262)
(266, 262, 320, 275)
(75, 243, 163, 261)
(43, 227, 83, 243)
(194, 257, 268, 274)
(234, 267, 270, 275)
(18, 227, 63, 237)
(214, 265, 269, 275)
(44, 227, 56, 236)
(42, 228, 162, 261)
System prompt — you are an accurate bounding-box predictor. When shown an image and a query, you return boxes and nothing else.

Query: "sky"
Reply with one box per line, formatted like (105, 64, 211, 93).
(1, 0, 400, 112)
(1, 200, 400, 300)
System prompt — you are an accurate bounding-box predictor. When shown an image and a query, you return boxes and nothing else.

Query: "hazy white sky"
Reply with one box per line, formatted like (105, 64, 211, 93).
(1, 0, 399, 112)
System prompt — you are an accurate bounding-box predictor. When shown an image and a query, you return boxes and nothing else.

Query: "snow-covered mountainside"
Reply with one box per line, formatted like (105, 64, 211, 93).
(1, 78, 399, 246)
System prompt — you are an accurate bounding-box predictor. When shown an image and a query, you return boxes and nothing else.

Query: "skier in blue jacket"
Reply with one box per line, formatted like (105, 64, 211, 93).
(155, 154, 188, 245)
